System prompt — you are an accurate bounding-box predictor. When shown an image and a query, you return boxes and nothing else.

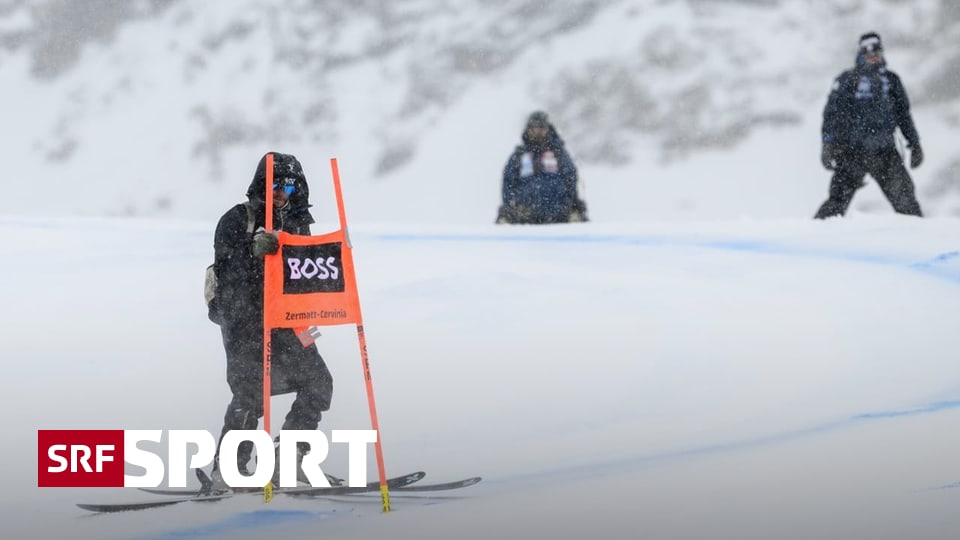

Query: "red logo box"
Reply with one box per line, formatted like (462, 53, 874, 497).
(38, 430, 125, 487)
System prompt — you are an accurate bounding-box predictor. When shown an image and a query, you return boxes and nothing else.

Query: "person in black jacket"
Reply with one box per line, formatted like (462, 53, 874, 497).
(496, 111, 588, 224)
(815, 32, 924, 219)
(208, 152, 333, 487)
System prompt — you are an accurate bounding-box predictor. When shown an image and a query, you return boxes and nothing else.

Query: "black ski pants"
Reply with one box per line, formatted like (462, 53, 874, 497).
(216, 324, 333, 470)
(815, 146, 922, 219)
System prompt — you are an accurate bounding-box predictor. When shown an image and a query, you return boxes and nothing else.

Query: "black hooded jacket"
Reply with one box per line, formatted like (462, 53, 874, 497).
(213, 153, 315, 330)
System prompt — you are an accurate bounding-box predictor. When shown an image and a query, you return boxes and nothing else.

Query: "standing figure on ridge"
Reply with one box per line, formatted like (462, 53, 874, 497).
(496, 111, 589, 224)
(815, 32, 924, 219)
(207, 152, 333, 491)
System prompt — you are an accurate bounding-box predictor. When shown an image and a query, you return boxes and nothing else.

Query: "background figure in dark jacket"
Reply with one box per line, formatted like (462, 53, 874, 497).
(497, 111, 588, 224)
(815, 32, 923, 219)
(209, 152, 333, 484)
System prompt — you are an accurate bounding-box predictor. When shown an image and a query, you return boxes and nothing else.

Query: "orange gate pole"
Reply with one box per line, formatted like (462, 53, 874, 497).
(329, 158, 391, 513)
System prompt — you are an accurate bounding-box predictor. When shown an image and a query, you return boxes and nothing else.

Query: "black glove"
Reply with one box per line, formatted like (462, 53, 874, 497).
(251, 231, 279, 257)
(909, 144, 923, 169)
(820, 143, 836, 170)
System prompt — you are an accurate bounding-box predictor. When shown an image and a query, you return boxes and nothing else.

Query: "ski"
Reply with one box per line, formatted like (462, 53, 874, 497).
(285, 471, 425, 496)
(393, 476, 482, 492)
(138, 470, 347, 496)
(77, 471, 425, 513)
(288, 475, 482, 497)
(76, 492, 233, 513)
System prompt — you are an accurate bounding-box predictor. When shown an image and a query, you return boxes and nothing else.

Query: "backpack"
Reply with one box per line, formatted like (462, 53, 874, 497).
(205, 202, 256, 324)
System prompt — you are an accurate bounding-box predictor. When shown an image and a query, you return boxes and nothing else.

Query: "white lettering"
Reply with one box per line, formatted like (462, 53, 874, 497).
(288, 258, 302, 279)
(72, 445, 92, 473)
(46, 444, 115, 474)
(332, 430, 377, 487)
(300, 258, 319, 279)
(219, 430, 274, 488)
(116, 429, 368, 489)
(278, 430, 330, 488)
(123, 430, 165, 487)
(315, 259, 330, 279)
(167, 430, 215, 488)
(47, 444, 68, 473)
(286, 257, 340, 280)
(95, 445, 114, 473)
(326, 257, 339, 279)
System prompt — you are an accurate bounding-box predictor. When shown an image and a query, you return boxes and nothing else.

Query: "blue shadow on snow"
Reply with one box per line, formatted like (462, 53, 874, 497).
(378, 233, 960, 285)
(137, 508, 350, 540)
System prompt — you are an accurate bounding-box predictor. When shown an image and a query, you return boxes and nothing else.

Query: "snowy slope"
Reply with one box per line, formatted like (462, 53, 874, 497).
(7, 212, 960, 539)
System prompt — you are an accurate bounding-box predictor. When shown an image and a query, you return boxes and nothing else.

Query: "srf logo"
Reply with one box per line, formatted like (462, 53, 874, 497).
(38, 430, 124, 487)
(38, 429, 376, 488)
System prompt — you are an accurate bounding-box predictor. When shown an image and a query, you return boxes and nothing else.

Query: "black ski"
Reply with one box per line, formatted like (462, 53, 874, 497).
(287, 475, 482, 497)
(393, 476, 482, 492)
(76, 492, 233, 513)
(77, 471, 425, 513)
(285, 471, 425, 496)
(138, 470, 346, 496)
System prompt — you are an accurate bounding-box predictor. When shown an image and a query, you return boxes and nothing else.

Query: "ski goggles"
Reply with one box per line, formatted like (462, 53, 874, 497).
(859, 39, 882, 56)
(273, 179, 297, 195)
